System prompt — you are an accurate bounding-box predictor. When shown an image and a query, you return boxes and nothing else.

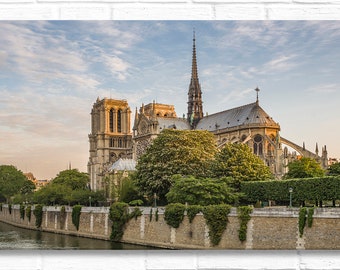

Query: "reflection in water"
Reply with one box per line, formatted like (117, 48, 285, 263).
(0, 221, 156, 250)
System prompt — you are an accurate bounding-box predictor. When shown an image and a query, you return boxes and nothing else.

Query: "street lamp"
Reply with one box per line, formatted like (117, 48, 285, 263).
(289, 187, 293, 208)
(153, 193, 157, 208)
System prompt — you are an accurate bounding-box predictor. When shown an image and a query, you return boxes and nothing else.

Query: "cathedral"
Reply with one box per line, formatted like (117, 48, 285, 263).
(88, 33, 328, 192)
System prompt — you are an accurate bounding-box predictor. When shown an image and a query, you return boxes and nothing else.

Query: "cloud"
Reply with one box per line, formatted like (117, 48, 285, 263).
(306, 83, 338, 94)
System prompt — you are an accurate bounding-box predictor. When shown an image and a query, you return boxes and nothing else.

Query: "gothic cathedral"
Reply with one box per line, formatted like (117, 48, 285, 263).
(88, 33, 328, 191)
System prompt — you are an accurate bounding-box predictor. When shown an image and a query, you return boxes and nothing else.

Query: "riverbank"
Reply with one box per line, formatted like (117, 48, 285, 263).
(1, 204, 340, 249)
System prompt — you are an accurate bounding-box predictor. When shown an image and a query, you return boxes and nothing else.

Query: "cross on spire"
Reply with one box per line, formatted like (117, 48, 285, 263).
(255, 87, 260, 104)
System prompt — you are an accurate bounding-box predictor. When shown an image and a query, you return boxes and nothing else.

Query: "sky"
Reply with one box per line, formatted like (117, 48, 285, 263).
(1, 21, 340, 180)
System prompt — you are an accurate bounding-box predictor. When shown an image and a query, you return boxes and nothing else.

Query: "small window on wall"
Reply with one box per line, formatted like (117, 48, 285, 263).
(117, 109, 122, 133)
(109, 138, 115, 148)
(253, 134, 263, 156)
(109, 108, 114, 132)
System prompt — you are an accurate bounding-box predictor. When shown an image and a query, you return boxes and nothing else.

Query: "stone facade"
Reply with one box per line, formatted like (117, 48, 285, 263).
(88, 98, 132, 191)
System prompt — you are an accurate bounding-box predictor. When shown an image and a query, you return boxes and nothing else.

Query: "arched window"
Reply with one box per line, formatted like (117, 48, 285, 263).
(253, 134, 263, 156)
(117, 109, 122, 133)
(109, 108, 114, 132)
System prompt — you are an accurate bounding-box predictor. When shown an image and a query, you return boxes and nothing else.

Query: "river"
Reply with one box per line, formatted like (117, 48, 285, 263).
(0, 221, 155, 250)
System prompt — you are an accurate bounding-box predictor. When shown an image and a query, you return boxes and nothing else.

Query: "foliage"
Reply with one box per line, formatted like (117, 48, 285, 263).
(20, 204, 25, 220)
(328, 162, 340, 176)
(211, 143, 273, 191)
(186, 205, 203, 223)
(203, 204, 231, 246)
(299, 207, 307, 237)
(109, 202, 141, 241)
(135, 129, 218, 203)
(155, 208, 159, 222)
(166, 175, 237, 206)
(8, 204, 12, 214)
(237, 206, 253, 242)
(149, 208, 153, 222)
(71, 205, 82, 231)
(25, 205, 32, 222)
(164, 203, 186, 229)
(307, 207, 314, 228)
(240, 176, 340, 203)
(33, 204, 43, 228)
(33, 169, 103, 206)
(284, 157, 325, 179)
(0, 165, 35, 203)
(129, 200, 143, 206)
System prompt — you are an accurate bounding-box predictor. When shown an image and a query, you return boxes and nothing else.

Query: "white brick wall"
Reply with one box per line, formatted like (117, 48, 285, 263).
(0, 2, 339, 268)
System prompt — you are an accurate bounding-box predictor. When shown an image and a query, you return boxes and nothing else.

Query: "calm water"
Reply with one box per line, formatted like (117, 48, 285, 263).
(0, 221, 156, 250)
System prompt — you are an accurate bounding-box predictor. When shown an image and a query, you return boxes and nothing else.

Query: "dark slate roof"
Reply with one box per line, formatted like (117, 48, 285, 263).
(195, 102, 279, 132)
(157, 117, 191, 131)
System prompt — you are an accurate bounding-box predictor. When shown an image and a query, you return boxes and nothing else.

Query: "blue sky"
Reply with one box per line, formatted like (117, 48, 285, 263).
(1, 21, 340, 179)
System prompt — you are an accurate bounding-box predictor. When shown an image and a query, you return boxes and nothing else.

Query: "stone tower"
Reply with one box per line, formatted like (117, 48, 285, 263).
(88, 98, 132, 191)
(187, 30, 203, 129)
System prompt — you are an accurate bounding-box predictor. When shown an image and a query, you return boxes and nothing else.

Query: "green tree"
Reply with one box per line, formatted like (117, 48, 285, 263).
(328, 162, 340, 176)
(0, 165, 33, 203)
(135, 129, 217, 203)
(52, 169, 89, 190)
(284, 157, 325, 179)
(166, 175, 237, 206)
(211, 143, 273, 190)
(33, 169, 92, 205)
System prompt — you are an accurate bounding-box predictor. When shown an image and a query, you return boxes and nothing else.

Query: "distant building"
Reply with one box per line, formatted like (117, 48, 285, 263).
(88, 32, 328, 191)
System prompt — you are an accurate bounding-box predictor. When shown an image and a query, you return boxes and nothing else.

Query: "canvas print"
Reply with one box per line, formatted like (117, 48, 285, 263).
(0, 21, 339, 250)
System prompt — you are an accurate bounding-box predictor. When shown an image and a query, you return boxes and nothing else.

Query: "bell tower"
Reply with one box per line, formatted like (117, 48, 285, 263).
(88, 98, 132, 191)
(187, 30, 203, 129)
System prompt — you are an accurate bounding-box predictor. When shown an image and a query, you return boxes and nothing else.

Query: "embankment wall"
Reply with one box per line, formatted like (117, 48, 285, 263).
(0, 205, 339, 249)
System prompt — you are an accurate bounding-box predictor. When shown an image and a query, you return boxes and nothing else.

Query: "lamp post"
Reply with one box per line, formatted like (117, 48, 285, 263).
(153, 193, 157, 208)
(289, 187, 293, 208)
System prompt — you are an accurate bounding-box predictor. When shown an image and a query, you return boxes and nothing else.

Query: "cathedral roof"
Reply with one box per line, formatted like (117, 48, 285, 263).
(109, 158, 136, 171)
(157, 117, 191, 131)
(195, 102, 279, 132)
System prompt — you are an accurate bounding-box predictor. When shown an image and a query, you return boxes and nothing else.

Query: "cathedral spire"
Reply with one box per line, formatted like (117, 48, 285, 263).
(187, 29, 203, 129)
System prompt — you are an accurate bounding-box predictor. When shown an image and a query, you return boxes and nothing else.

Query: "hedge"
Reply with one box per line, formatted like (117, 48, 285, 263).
(240, 176, 340, 203)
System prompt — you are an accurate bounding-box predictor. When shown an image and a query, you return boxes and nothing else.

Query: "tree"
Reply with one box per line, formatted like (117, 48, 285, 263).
(211, 143, 273, 190)
(0, 165, 33, 203)
(166, 175, 237, 206)
(283, 157, 325, 179)
(33, 169, 94, 205)
(328, 162, 340, 176)
(135, 129, 218, 203)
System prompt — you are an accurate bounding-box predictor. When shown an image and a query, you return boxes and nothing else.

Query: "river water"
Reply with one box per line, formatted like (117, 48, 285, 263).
(0, 221, 155, 250)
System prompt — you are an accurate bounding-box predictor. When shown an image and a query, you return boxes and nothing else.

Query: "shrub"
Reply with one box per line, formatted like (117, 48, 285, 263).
(237, 206, 253, 242)
(25, 205, 32, 222)
(109, 202, 141, 241)
(164, 203, 186, 229)
(33, 204, 43, 228)
(72, 205, 82, 231)
(203, 204, 231, 246)
(20, 204, 25, 220)
(186, 205, 203, 223)
(299, 207, 307, 237)
(307, 207, 315, 228)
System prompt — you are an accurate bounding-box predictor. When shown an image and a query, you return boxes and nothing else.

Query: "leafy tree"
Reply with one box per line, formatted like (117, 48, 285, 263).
(135, 129, 217, 203)
(0, 165, 34, 203)
(283, 157, 325, 179)
(52, 169, 89, 190)
(211, 143, 273, 190)
(33, 169, 95, 206)
(328, 162, 340, 176)
(166, 175, 237, 206)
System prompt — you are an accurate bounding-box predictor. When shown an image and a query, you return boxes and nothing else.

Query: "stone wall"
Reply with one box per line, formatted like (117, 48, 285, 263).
(0, 205, 340, 249)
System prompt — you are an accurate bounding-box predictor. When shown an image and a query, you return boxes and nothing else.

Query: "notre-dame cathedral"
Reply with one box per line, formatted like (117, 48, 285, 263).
(88, 34, 328, 192)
